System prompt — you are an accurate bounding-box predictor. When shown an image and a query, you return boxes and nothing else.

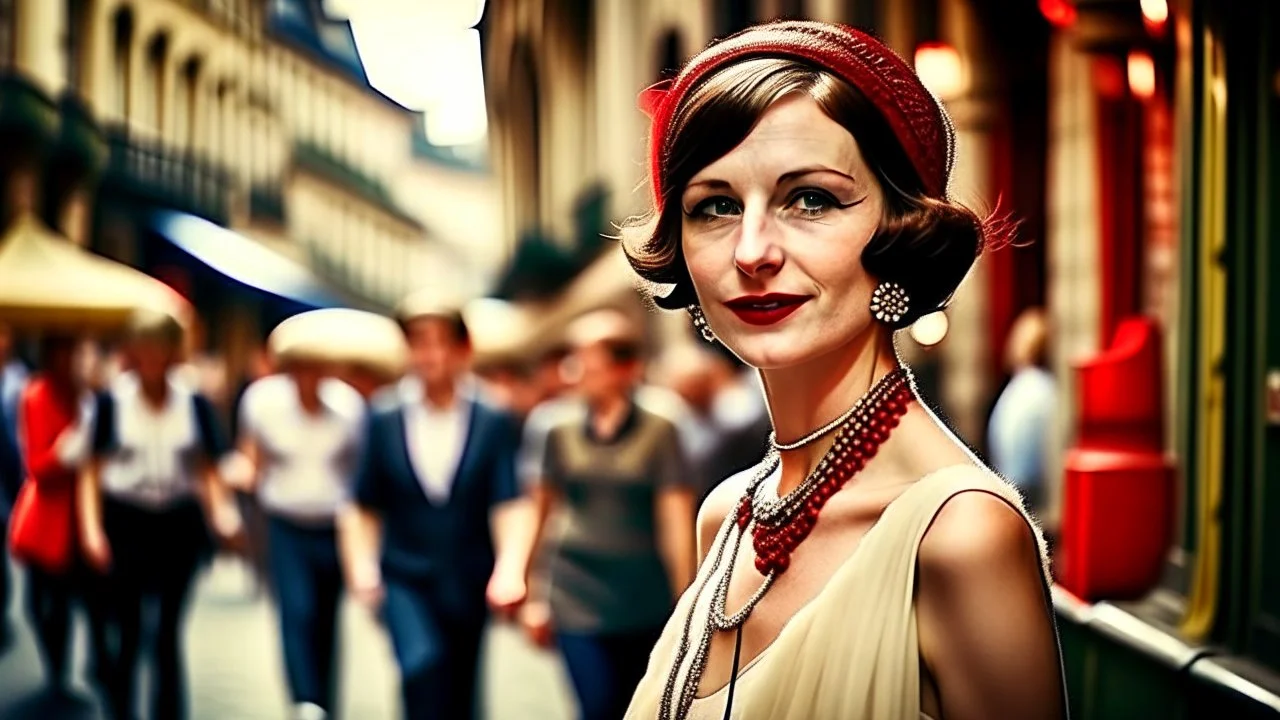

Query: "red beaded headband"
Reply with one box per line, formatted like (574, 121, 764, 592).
(640, 20, 957, 212)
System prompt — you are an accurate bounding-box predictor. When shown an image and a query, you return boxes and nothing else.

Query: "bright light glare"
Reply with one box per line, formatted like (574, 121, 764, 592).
(1139, 0, 1168, 26)
(340, 1, 489, 146)
(914, 42, 965, 101)
(910, 311, 950, 347)
(1127, 51, 1156, 100)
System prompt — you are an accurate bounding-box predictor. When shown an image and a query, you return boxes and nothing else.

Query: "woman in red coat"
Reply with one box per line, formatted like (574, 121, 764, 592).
(14, 334, 107, 695)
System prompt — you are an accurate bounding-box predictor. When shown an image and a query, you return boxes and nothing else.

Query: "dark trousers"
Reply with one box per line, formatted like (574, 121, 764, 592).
(0, 519, 11, 646)
(26, 561, 110, 692)
(267, 516, 343, 713)
(557, 628, 663, 720)
(383, 577, 486, 720)
(102, 498, 208, 720)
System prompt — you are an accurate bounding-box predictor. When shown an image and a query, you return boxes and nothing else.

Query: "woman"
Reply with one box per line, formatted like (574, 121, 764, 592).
(13, 334, 106, 695)
(621, 20, 1066, 720)
(522, 309, 696, 720)
(78, 310, 240, 719)
(232, 344, 365, 720)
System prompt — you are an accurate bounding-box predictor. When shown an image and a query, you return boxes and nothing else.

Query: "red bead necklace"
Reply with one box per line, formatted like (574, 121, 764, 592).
(736, 369, 914, 577)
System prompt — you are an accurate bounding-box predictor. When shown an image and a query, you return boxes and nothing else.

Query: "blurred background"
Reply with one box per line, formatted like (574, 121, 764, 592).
(0, 0, 1276, 718)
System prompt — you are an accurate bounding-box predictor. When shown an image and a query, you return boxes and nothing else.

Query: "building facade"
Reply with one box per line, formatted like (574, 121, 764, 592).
(0, 0, 502, 389)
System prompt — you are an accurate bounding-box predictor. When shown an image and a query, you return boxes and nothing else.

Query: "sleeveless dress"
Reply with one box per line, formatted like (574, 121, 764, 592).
(624, 463, 1054, 720)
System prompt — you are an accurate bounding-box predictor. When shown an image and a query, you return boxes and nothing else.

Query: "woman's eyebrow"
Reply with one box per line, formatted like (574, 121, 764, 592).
(776, 166, 857, 184)
(684, 178, 734, 192)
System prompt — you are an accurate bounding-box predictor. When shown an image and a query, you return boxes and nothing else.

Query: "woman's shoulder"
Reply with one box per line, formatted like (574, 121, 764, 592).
(913, 464, 1049, 582)
(696, 459, 768, 551)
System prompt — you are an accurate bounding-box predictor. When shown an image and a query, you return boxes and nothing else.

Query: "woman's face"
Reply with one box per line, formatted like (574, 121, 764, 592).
(680, 95, 885, 370)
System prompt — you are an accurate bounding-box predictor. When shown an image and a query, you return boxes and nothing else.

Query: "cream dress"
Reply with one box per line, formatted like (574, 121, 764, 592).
(624, 463, 1052, 720)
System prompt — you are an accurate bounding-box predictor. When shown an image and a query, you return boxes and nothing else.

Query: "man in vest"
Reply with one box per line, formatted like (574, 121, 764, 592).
(340, 299, 533, 719)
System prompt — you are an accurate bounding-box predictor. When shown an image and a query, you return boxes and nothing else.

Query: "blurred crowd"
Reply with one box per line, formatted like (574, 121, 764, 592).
(0, 295, 773, 720)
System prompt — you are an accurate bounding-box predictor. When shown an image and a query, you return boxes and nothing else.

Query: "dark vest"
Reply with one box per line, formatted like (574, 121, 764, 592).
(353, 396, 520, 614)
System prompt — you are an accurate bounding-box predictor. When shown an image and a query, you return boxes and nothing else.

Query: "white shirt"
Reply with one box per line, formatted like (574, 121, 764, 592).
(100, 371, 204, 509)
(240, 374, 365, 522)
(399, 376, 472, 505)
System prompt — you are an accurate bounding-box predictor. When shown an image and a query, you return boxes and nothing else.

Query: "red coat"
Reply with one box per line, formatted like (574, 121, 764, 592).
(7, 375, 81, 573)
(20, 376, 81, 490)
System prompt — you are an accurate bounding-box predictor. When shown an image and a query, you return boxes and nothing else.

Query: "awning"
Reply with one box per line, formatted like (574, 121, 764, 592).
(150, 210, 359, 310)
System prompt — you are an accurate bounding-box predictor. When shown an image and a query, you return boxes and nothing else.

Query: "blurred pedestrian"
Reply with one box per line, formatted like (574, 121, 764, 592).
(340, 301, 533, 720)
(987, 308, 1057, 515)
(77, 310, 242, 720)
(8, 333, 106, 697)
(521, 309, 696, 720)
(0, 322, 27, 652)
(230, 343, 365, 720)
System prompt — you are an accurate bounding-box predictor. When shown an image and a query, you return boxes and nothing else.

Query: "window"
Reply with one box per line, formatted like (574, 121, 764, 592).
(176, 59, 200, 149)
(715, 0, 754, 37)
(145, 35, 168, 132)
(112, 9, 133, 120)
(0, 0, 14, 69)
(64, 0, 88, 90)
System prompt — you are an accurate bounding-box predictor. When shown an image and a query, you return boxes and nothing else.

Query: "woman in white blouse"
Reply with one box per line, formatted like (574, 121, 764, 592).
(78, 310, 241, 720)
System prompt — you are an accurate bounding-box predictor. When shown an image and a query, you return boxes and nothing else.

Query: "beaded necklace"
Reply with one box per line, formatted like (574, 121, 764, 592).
(658, 368, 915, 720)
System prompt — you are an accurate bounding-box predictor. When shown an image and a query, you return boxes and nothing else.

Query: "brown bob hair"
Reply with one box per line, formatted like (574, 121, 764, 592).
(623, 57, 995, 329)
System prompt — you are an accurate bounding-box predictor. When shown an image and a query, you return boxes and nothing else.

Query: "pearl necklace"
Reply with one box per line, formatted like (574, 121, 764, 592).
(658, 368, 915, 720)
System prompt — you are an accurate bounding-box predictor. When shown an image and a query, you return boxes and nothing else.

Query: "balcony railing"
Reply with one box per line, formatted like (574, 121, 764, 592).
(102, 126, 232, 225)
(292, 141, 422, 230)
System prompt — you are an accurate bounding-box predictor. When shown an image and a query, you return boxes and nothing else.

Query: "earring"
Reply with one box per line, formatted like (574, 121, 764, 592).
(870, 282, 910, 325)
(687, 304, 716, 343)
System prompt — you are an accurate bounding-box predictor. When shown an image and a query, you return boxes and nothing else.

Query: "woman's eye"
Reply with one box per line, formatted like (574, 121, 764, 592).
(691, 197, 741, 219)
(790, 190, 835, 217)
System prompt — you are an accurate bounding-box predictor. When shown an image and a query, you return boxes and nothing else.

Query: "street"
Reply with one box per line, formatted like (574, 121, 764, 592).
(0, 556, 576, 719)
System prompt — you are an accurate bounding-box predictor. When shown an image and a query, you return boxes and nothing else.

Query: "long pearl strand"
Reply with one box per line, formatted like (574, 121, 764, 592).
(658, 367, 916, 720)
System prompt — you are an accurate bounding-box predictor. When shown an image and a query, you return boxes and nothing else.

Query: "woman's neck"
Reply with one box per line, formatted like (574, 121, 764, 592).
(760, 329, 900, 496)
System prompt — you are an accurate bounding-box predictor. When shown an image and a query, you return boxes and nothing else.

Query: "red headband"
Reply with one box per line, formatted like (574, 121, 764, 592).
(641, 21, 956, 211)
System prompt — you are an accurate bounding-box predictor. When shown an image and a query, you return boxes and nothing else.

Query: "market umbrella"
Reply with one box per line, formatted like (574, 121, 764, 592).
(268, 307, 409, 379)
(0, 212, 190, 332)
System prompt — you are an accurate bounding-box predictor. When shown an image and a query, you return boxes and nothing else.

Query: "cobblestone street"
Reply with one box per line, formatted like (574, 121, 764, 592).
(0, 557, 576, 719)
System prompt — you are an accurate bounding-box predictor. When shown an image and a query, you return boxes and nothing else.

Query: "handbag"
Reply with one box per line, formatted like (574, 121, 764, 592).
(8, 478, 76, 575)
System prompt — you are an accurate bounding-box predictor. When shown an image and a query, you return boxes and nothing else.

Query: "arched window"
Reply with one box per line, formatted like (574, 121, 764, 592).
(144, 34, 168, 132)
(111, 8, 134, 120)
(0, 0, 15, 69)
(656, 29, 684, 81)
(778, 0, 806, 20)
(64, 0, 90, 90)
(715, 0, 753, 37)
(176, 58, 200, 149)
(509, 40, 541, 230)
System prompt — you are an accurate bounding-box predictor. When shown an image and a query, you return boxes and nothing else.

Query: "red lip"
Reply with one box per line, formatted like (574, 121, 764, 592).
(724, 294, 810, 326)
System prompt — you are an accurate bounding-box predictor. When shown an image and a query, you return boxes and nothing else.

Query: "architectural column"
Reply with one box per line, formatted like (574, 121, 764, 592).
(593, 0, 643, 220)
(81, 0, 113, 114)
(14, 0, 66, 97)
(1044, 29, 1103, 471)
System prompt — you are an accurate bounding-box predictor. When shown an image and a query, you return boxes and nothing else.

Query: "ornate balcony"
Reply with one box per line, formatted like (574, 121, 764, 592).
(101, 125, 232, 226)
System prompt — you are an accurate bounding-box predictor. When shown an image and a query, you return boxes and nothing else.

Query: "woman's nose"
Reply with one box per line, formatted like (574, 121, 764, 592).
(733, 207, 785, 277)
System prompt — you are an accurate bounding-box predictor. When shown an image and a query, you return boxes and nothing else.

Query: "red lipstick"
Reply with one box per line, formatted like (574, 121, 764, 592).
(724, 294, 810, 326)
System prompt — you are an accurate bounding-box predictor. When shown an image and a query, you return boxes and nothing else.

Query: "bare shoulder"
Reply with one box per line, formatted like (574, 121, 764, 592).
(918, 476, 1042, 581)
(696, 465, 756, 559)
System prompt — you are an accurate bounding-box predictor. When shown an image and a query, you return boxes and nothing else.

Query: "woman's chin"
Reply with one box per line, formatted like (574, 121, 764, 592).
(719, 335, 815, 371)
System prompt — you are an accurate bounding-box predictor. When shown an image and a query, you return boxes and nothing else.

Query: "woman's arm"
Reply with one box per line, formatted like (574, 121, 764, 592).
(77, 458, 111, 572)
(915, 491, 1065, 720)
